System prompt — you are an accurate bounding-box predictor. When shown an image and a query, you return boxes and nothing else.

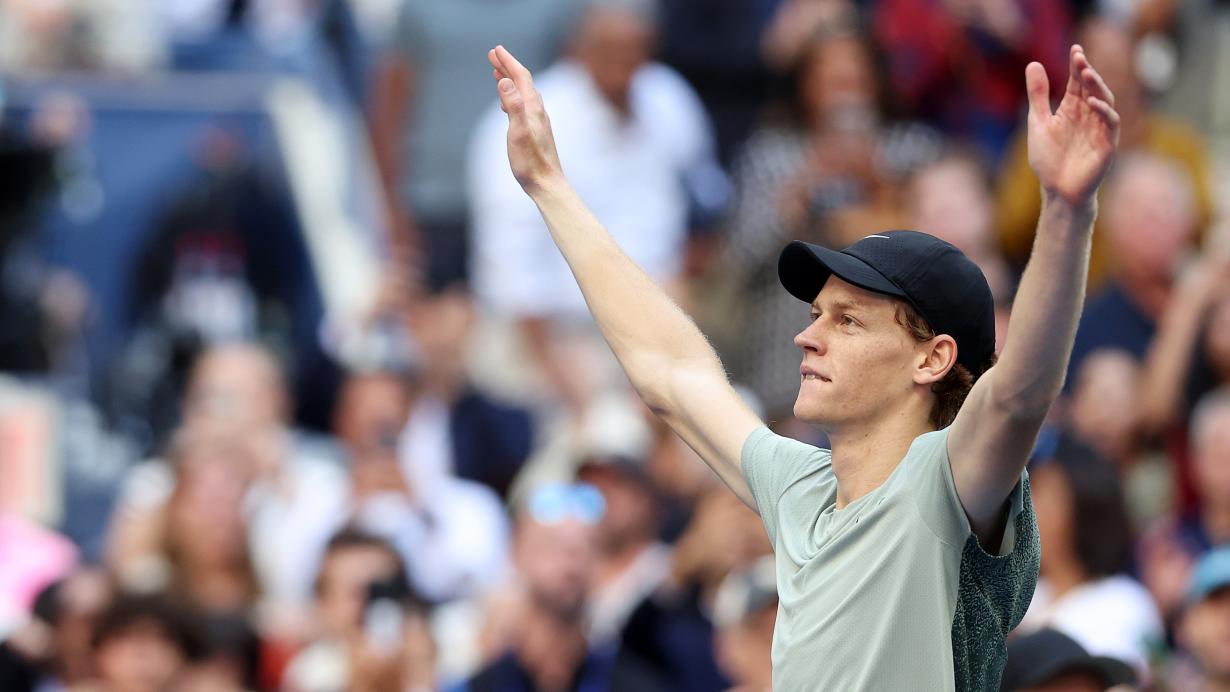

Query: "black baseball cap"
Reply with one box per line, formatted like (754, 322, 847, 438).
(1000, 628, 1136, 690)
(778, 230, 995, 375)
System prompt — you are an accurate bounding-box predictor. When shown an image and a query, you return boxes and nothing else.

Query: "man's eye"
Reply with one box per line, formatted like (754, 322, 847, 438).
(842, 315, 857, 327)
(810, 312, 820, 322)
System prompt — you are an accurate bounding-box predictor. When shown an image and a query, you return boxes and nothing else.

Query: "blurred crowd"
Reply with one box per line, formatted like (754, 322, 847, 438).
(0, 0, 1229, 690)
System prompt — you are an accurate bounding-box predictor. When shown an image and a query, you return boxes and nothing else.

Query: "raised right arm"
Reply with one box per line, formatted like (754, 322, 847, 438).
(486, 46, 763, 507)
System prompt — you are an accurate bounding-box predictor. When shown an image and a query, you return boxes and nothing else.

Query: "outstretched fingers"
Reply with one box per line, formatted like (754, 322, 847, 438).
(1079, 63, 1115, 108)
(493, 45, 536, 94)
(1086, 96, 1120, 130)
(1064, 44, 1084, 98)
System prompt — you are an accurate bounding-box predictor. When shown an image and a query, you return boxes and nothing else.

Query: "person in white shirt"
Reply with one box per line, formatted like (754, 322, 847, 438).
(466, 0, 725, 411)
(1021, 434, 1163, 675)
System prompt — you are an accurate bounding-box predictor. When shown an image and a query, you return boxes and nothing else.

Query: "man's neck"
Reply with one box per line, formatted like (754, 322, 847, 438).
(827, 409, 934, 509)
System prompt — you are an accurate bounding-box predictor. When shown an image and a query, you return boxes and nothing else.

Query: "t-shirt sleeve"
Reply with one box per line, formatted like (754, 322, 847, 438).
(741, 426, 828, 545)
(907, 428, 1031, 555)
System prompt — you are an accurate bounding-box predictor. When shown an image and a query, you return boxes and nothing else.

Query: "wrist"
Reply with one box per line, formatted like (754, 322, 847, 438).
(527, 171, 570, 203)
(1040, 191, 1097, 227)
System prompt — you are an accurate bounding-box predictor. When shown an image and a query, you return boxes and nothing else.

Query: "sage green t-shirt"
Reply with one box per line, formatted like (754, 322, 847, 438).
(741, 426, 1039, 691)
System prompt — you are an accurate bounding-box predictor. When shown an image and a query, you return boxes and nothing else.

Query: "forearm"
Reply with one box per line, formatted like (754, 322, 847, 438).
(1138, 278, 1212, 432)
(529, 177, 725, 409)
(991, 194, 1096, 412)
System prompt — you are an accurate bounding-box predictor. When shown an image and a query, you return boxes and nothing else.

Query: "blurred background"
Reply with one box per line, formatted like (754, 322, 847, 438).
(0, 0, 1227, 690)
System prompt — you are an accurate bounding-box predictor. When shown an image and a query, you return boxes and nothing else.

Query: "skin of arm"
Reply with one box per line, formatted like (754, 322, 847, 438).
(1137, 254, 1230, 435)
(368, 53, 417, 234)
(948, 45, 1121, 544)
(486, 46, 762, 507)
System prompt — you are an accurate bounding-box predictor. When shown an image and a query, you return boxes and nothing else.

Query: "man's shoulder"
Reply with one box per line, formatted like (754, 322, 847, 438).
(744, 426, 831, 467)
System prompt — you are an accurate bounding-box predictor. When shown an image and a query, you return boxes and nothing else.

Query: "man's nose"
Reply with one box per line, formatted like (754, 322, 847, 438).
(794, 320, 826, 353)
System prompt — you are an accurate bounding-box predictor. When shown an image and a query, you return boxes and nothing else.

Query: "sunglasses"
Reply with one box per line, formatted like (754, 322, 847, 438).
(526, 482, 606, 525)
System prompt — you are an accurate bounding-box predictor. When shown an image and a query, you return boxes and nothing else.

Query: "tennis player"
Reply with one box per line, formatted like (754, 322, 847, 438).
(485, 41, 1119, 690)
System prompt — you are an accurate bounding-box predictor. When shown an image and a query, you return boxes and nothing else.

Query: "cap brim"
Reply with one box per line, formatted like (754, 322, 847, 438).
(778, 241, 906, 304)
(1012, 655, 1138, 690)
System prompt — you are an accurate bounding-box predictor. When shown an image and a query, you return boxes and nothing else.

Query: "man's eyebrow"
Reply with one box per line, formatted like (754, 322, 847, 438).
(810, 298, 866, 312)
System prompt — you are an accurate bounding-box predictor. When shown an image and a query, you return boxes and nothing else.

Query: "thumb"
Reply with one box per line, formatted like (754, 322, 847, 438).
(497, 77, 522, 115)
(1024, 62, 1051, 124)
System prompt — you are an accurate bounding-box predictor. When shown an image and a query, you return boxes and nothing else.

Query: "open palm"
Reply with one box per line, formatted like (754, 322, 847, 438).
(1026, 45, 1121, 205)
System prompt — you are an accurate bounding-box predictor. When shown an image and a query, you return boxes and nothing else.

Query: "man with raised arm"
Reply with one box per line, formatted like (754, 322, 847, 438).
(484, 40, 1119, 690)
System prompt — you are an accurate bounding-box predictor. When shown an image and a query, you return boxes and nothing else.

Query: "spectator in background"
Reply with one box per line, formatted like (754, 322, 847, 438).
(871, 0, 1071, 158)
(400, 289, 535, 500)
(1067, 350, 1174, 530)
(159, 430, 261, 616)
(0, 0, 163, 74)
(1000, 628, 1136, 692)
(1067, 152, 1199, 380)
(106, 342, 347, 612)
(720, 24, 941, 418)
(468, 0, 722, 415)
(327, 369, 510, 603)
(83, 593, 199, 692)
(1069, 350, 1142, 469)
(282, 530, 435, 692)
(576, 449, 671, 645)
(177, 613, 262, 692)
(906, 150, 1014, 349)
(1141, 389, 1230, 623)
(659, 0, 782, 166)
(1174, 547, 1230, 692)
(1020, 435, 1163, 674)
(462, 483, 666, 691)
(369, 0, 576, 290)
(995, 17, 1212, 286)
(712, 557, 776, 692)
(119, 130, 305, 445)
(0, 567, 114, 692)
(1137, 242, 1230, 439)
(617, 487, 770, 690)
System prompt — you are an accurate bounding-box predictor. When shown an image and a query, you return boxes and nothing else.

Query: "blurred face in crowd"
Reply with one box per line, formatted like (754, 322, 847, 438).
(1018, 670, 1107, 692)
(94, 620, 187, 692)
(514, 512, 598, 620)
(910, 157, 993, 259)
(572, 7, 655, 114)
(576, 462, 657, 555)
(1078, 19, 1140, 113)
(47, 568, 114, 685)
(1030, 462, 1075, 576)
(793, 278, 949, 430)
(1103, 156, 1196, 285)
(316, 543, 403, 637)
(799, 34, 878, 131)
(183, 344, 287, 430)
(1181, 587, 1230, 683)
(1070, 350, 1140, 465)
(405, 289, 474, 389)
(1193, 400, 1230, 508)
(334, 373, 410, 457)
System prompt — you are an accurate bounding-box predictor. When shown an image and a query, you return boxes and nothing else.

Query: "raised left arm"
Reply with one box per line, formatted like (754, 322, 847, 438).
(949, 45, 1120, 542)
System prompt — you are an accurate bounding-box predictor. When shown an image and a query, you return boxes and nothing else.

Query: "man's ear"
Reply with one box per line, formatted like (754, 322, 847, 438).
(914, 335, 957, 385)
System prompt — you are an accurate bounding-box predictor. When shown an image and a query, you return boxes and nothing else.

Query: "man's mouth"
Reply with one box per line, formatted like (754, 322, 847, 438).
(800, 367, 831, 383)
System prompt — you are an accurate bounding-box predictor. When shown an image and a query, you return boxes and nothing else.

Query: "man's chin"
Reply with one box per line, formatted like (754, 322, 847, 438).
(792, 397, 828, 425)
